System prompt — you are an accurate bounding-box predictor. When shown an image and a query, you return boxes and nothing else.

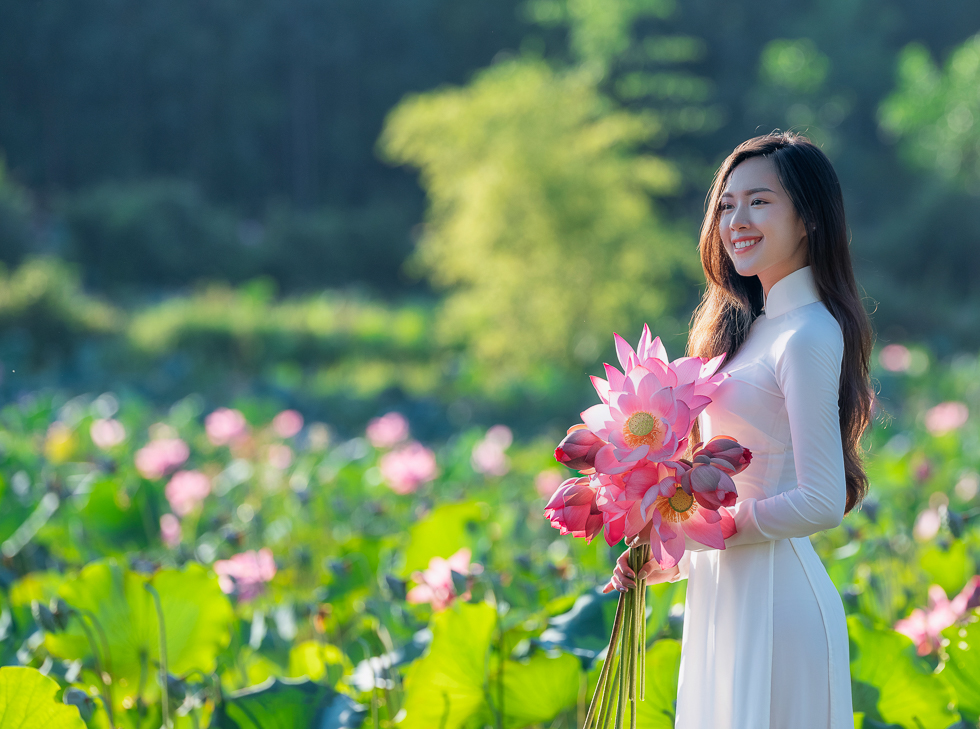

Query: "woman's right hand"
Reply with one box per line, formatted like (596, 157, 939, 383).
(602, 548, 680, 593)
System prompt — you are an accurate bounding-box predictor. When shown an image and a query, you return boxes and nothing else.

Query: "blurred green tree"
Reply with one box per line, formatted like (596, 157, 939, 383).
(879, 34, 980, 190)
(379, 57, 699, 384)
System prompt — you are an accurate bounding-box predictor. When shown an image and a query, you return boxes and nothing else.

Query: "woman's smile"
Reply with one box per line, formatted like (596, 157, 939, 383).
(732, 236, 761, 254)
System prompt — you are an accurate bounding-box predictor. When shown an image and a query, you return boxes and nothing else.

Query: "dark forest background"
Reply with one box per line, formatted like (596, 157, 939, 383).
(2, 0, 980, 432)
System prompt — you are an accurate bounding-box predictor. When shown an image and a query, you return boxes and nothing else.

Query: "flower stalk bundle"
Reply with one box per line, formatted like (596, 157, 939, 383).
(544, 325, 753, 728)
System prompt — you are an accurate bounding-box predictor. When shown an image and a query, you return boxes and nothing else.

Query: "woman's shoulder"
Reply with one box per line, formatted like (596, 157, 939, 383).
(773, 302, 844, 362)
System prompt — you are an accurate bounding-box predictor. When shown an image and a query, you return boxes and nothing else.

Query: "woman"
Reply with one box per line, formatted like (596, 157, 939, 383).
(607, 131, 874, 728)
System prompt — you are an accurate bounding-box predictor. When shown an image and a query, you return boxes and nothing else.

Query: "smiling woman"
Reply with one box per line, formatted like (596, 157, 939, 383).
(718, 156, 810, 297)
(609, 131, 875, 729)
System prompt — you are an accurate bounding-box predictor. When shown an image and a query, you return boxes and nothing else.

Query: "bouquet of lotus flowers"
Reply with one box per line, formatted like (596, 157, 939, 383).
(544, 325, 753, 729)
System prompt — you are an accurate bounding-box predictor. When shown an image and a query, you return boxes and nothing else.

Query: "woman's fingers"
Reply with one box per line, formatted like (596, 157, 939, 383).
(616, 550, 635, 579)
(637, 557, 658, 581)
(612, 563, 635, 590)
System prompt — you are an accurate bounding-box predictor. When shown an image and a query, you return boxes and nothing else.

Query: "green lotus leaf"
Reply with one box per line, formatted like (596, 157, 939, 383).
(402, 502, 487, 577)
(940, 615, 980, 723)
(634, 639, 681, 728)
(920, 541, 972, 598)
(45, 560, 234, 702)
(0, 666, 86, 729)
(848, 615, 957, 729)
(211, 677, 363, 729)
(398, 601, 497, 728)
(288, 641, 351, 685)
(499, 651, 581, 728)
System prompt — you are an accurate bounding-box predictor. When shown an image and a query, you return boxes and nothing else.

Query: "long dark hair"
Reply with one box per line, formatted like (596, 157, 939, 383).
(686, 131, 874, 515)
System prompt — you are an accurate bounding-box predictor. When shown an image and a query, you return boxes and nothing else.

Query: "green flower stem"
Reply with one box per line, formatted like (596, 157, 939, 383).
(615, 594, 631, 729)
(145, 582, 170, 729)
(639, 545, 648, 701)
(598, 648, 620, 729)
(74, 612, 117, 729)
(583, 590, 625, 729)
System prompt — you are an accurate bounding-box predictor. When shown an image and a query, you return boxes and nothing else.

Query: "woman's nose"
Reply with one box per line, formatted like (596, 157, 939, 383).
(730, 204, 750, 230)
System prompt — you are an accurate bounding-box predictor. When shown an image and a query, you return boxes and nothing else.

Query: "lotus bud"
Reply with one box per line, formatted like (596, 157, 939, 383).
(555, 425, 604, 471)
(694, 436, 752, 475)
(544, 476, 604, 543)
(682, 462, 738, 509)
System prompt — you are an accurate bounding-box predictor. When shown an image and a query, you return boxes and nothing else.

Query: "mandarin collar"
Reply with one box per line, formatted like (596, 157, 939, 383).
(763, 265, 821, 319)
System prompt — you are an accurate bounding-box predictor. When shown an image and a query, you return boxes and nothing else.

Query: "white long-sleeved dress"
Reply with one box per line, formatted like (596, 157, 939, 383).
(672, 265, 853, 728)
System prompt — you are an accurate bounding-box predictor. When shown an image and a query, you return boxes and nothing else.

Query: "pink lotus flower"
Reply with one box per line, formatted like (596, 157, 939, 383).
(160, 514, 182, 547)
(925, 401, 969, 436)
(594, 473, 649, 546)
(638, 464, 737, 569)
(272, 409, 304, 438)
(555, 425, 604, 471)
(213, 548, 277, 601)
(407, 548, 478, 611)
(535, 470, 565, 498)
(894, 577, 980, 655)
(879, 343, 912, 372)
(366, 412, 410, 448)
(545, 476, 604, 543)
(91, 418, 126, 449)
(135, 437, 190, 480)
(206, 408, 249, 447)
(580, 326, 728, 475)
(913, 507, 942, 541)
(692, 436, 753, 475)
(165, 470, 211, 516)
(471, 425, 512, 477)
(379, 441, 438, 494)
(267, 444, 293, 470)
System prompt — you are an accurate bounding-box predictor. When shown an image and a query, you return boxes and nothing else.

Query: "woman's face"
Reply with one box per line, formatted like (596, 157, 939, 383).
(718, 155, 809, 296)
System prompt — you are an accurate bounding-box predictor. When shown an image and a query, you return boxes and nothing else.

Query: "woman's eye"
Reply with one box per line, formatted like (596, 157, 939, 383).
(751, 198, 766, 205)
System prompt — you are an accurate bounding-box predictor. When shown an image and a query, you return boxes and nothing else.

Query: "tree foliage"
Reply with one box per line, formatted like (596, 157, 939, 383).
(380, 57, 699, 382)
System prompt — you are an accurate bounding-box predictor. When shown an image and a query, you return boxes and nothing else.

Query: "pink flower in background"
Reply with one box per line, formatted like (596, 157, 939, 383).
(91, 418, 126, 449)
(545, 476, 604, 543)
(379, 441, 438, 494)
(913, 507, 942, 541)
(879, 343, 912, 372)
(160, 514, 182, 547)
(925, 401, 969, 436)
(407, 548, 478, 611)
(894, 577, 980, 655)
(165, 470, 211, 516)
(272, 409, 304, 438)
(267, 443, 293, 470)
(206, 408, 249, 446)
(535, 470, 565, 498)
(213, 548, 277, 600)
(366, 412, 410, 448)
(135, 437, 189, 479)
(471, 425, 512, 476)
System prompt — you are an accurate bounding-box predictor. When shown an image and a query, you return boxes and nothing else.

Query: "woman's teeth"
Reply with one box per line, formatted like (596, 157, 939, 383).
(734, 239, 758, 251)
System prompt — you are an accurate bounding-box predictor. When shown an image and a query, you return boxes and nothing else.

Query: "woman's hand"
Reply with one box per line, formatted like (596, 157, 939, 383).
(602, 548, 680, 593)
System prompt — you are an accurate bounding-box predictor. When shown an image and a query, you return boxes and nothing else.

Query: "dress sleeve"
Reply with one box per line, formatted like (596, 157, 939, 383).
(681, 316, 847, 552)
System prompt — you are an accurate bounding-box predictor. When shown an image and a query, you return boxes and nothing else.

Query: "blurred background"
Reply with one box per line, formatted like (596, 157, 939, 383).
(3, 1, 980, 727)
(3, 0, 980, 434)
